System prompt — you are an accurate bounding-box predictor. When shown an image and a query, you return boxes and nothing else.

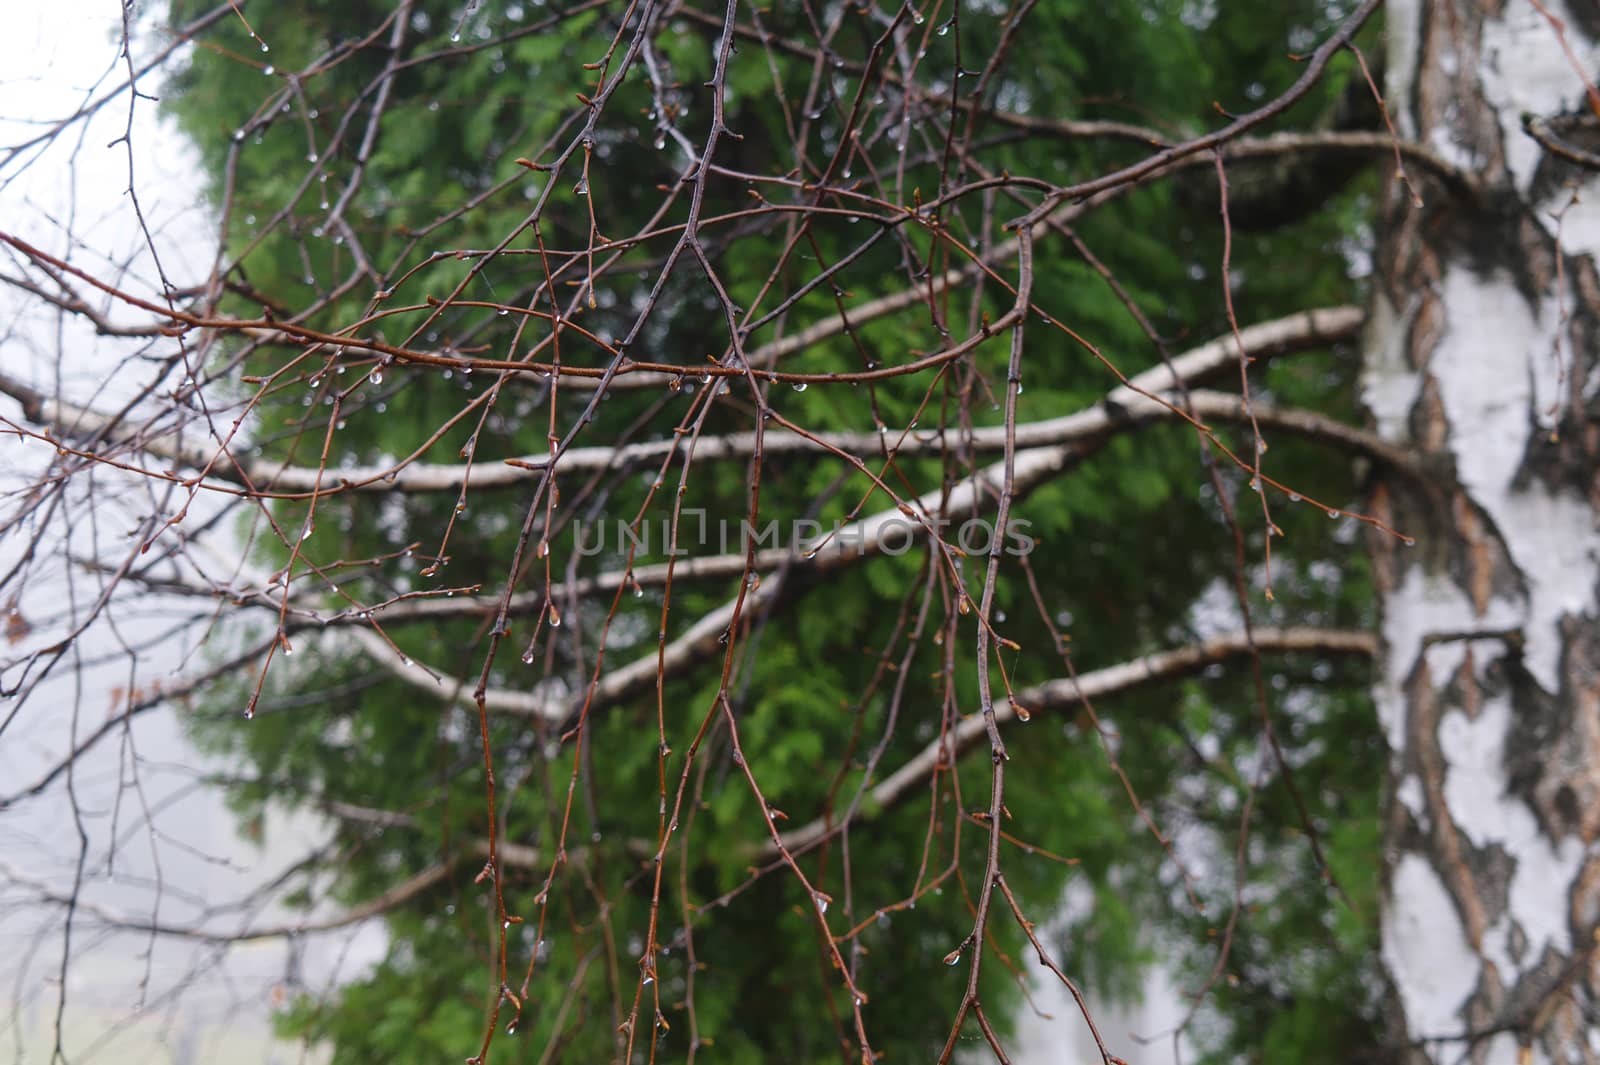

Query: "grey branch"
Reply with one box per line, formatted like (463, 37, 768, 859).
(772, 626, 1377, 857)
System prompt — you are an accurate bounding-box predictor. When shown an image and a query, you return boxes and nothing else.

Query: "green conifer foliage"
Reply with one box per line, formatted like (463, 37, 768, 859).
(160, 1, 1387, 1060)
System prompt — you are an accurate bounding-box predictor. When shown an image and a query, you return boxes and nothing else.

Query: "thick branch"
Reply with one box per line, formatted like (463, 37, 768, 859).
(771, 627, 1376, 857)
(0, 307, 1364, 495)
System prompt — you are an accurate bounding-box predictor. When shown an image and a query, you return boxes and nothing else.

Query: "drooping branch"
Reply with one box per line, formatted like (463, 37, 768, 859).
(772, 626, 1377, 857)
(0, 854, 449, 944)
(0, 307, 1367, 496)
(239, 627, 1375, 941)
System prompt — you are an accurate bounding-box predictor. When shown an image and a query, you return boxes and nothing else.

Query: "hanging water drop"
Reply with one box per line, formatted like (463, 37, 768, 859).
(792, 381, 807, 392)
(574, 178, 589, 196)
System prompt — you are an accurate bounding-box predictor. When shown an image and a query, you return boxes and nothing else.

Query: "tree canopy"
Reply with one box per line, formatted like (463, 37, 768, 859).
(162, 2, 1396, 1061)
(4, 0, 1482, 1061)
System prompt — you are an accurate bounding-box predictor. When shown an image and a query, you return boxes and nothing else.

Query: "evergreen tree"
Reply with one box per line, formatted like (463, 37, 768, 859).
(5, 2, 1422, 1062)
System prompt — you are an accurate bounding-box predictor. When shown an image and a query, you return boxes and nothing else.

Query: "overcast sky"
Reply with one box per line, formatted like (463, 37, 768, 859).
(1, 7, 383, 1064)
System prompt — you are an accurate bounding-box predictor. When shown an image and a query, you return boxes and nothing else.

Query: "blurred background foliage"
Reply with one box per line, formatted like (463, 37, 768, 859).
(163, 0, 1385, 1061)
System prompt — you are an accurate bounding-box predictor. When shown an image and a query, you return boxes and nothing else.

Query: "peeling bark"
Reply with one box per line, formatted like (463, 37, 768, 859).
(1369, 3, 1600, 1062)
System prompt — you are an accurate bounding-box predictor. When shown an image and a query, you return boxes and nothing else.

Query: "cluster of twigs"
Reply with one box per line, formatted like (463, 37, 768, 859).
(0, 1, 1449, 1062)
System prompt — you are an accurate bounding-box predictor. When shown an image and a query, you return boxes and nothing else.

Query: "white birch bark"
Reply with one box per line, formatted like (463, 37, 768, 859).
(1369, 3, 1600, 1061)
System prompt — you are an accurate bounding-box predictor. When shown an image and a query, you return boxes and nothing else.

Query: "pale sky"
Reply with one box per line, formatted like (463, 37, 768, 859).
(1, 7, 381, 1064)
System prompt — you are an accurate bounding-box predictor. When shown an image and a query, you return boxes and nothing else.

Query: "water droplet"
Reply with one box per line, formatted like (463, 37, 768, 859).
(259, 41, 270, 53)
(1328, 509, 1341, 520)
(792, 381, 807, 392)
(369, 369, 383, 385)
(943, 949, 962, 966)
(813, 892, 831, 914)
(450, 31, 462, 42)
(574, 178, 589, 196)
(262, 64, 275, 76)
(1288, 492, 1301, 503)
(548, 605, 562, 628)
(937, 19, 953, 35)
(307, 151, 319, 163)
(231, 128, 246, 143)
(1014, 704, 1031, 722)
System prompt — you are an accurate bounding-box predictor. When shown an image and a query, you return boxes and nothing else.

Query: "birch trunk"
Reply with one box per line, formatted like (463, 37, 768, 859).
(1367, 2, 1600, 1061)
